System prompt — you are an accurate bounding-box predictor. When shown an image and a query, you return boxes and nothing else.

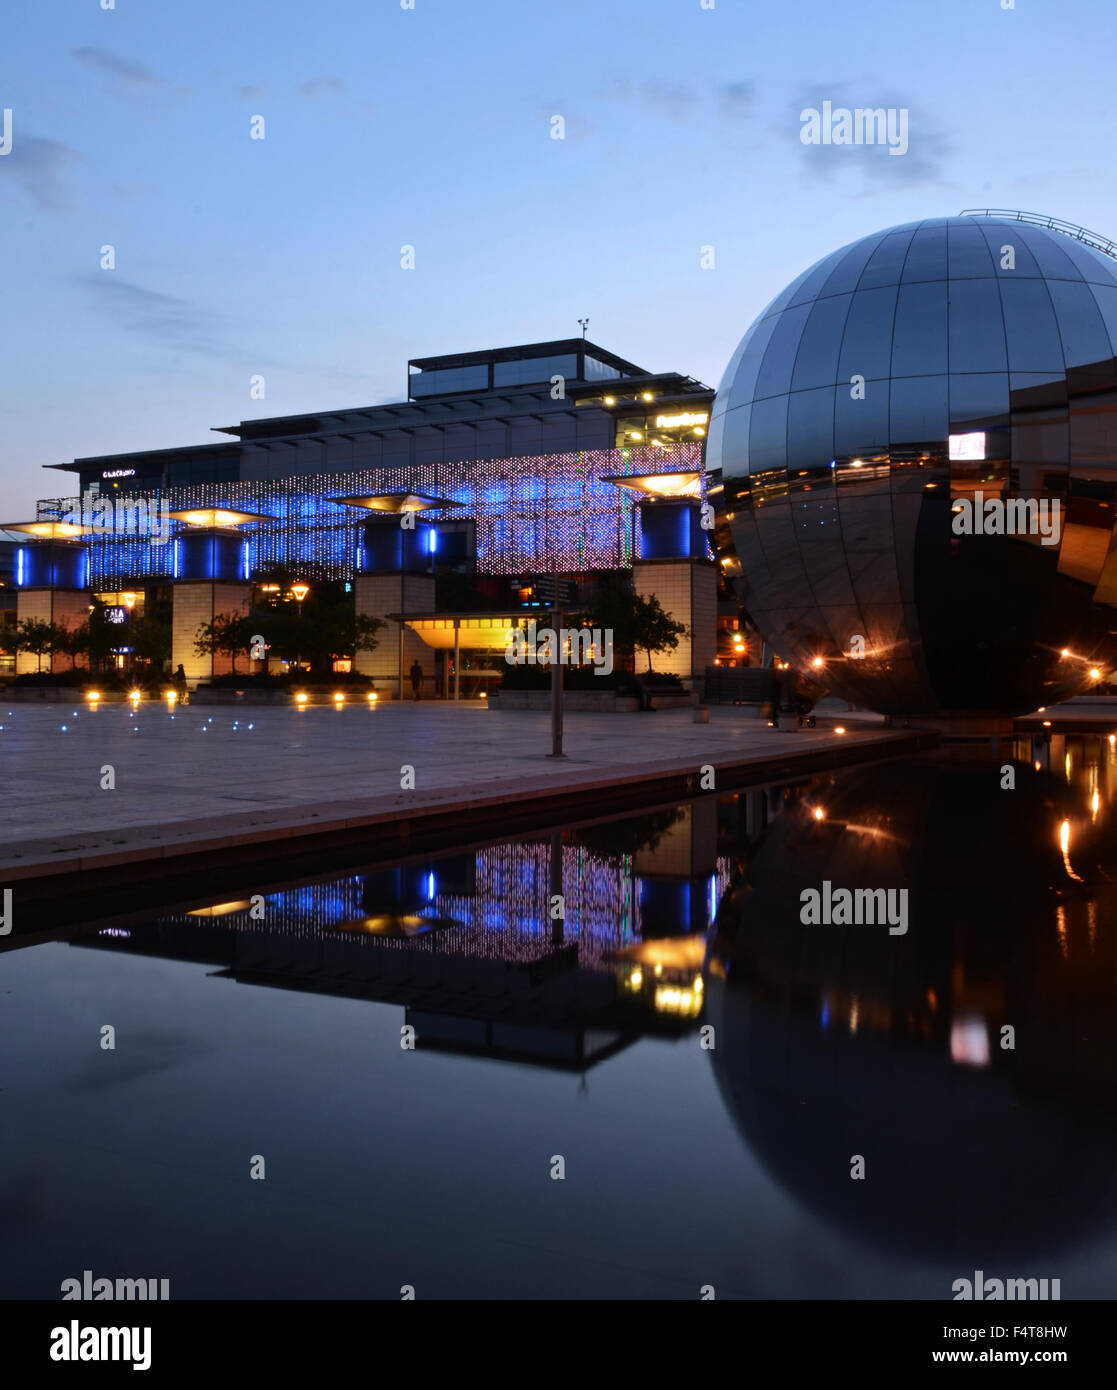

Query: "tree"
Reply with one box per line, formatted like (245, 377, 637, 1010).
(17, 618, 59, 673)
(585, 578, 687, 673)
(352, 613, 386, 659)
(86, 598, 121, 674)
(131, 597, 172, 669)
(0, 620, 20, 673)
(55, 621, 90, 671)
(195, 612, 253, 674)
(632, 593, 687, 673)
(246, 602, 384, 676)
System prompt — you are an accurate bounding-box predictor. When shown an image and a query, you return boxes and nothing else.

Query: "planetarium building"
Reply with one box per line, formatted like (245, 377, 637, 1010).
(707, 212, 1117, 720)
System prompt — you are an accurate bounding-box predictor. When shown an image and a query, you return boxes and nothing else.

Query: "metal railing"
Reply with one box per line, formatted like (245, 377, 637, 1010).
(959, 208, 1117, 262)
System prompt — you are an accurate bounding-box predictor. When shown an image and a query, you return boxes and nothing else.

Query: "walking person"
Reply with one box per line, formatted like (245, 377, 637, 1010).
(409, 659, 423, 701)
(173, 663, 189, 705)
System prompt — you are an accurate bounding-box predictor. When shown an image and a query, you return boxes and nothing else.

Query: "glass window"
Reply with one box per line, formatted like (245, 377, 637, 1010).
(409, 364, 489, 397)
(583, 356, 621, 382)
(948, 223, 996, 278)
(889, 375, 948, 443)
(1086, 284, 1117, 359)
(493, 355, 578, 387)
(786, 387, 835, 471)
(817, 233, 883, 296)
(949, 373, 1010, 428)
(748, 394, 790, 473)
(759, 262, 824, 319)
(754, 303, 811, 399)
(1016, 226, 1083, 282)
(974, 220, 1043, 277)
(1046, 279, 1113, 369)
(614, 416, 646, 448)
(891, 282, 948, 377)
(727, 312, 780, 409)
(948, 279, 1007, 373)
(787, 246, 853, 307)
(719, 403, 752, 474)
(791, 294, 852, 391)
(1000, 281, 1065, 372)
(837, 285, 897, 383)
(857, 229, 917, 290)
(1042, 236, 1117, 288)
(900, 225, 948, 283)
(835, 378, 890, 455)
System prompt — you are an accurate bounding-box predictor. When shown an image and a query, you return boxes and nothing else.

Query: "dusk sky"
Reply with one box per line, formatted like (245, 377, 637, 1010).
(2, 0, 1113, 516)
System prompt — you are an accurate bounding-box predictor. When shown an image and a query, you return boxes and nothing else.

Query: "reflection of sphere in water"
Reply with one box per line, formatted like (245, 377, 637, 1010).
(707, 216, 1117, 717)
(706, 757, 1117, 1262)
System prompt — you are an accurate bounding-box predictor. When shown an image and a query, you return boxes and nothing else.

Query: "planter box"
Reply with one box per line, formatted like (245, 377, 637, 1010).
(190, 687, 292, 705)
(0, 687, 84, 703)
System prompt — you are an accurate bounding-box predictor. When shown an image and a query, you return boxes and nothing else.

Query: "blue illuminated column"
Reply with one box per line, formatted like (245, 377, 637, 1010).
(167, 509, 264, 685)
(3, 521, 91, 675)
(332, 494, 448, 700)
(601, 474, 717, 684)
(632, 800, 719, 934)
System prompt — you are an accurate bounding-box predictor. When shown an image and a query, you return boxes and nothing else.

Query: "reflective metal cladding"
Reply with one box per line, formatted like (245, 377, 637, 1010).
(707, 215, 1117, 717)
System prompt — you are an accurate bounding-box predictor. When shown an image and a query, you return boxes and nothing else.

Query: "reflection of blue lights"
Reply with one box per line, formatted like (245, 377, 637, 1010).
(707, 873, 718, 926)
(427, 871, 435, 901)
(820, 1001, 830, 1028)
(16, 548, 24, 586)
(242, 540, 250, 579)
(428, 529, 438, 553)
(173, 539, 179, 579)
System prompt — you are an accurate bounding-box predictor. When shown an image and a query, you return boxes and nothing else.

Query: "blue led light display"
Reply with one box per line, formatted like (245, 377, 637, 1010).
(38, 445, 704, 587)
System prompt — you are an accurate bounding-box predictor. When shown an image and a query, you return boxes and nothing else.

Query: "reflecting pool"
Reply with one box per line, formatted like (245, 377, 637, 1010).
(4, 742, 1117, 1299)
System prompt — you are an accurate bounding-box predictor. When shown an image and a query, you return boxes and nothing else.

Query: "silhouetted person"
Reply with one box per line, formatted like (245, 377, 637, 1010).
(173, 663, 189, 703)
(766, 670, 782, 726)
(409, 660, 423, 701)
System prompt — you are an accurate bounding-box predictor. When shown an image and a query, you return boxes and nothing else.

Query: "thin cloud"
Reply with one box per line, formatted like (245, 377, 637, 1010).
(641, 77, 696, 119)
(298, 76, 347, 99)
(1, 134, 83, 210)
(719, 81, 755, 117)
(76, 274, 226, 355)
(73, 47, 167, 94)
(239, 84, 266, 100)
(593, 75, 754, 124)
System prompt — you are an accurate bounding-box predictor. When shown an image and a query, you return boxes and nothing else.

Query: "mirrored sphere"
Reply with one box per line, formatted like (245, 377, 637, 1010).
(708, 215, 1117, 717)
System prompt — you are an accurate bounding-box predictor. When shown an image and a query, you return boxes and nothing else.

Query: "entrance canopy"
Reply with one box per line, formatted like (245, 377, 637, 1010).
(386, 612, 528, 650)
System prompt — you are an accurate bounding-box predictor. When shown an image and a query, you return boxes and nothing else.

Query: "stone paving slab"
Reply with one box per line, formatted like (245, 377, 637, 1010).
(0, 699, 907, 884)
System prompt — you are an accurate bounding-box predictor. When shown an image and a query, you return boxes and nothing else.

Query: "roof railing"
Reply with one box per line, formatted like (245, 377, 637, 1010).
(959, 208, 1117, 262)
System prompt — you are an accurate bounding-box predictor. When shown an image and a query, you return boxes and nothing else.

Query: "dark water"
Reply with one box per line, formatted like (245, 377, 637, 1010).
(4, 737, 1117, 1300)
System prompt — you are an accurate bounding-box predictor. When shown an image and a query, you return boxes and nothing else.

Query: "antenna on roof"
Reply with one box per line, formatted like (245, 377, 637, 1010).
(577, 317, 589, 340)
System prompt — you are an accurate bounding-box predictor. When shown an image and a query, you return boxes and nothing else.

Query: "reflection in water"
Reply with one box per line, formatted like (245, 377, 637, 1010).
(708, 748, 1117, 1265)
(10, 736, 1117, 1294)
(76, 804, 732, 1071)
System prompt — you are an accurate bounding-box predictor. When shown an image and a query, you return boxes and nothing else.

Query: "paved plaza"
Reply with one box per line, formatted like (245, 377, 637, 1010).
(0, 696, 909, 883)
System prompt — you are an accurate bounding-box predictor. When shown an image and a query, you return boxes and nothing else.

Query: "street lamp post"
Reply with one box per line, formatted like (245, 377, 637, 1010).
(292, 582, 309, 671)
(547, 605, 565, 759)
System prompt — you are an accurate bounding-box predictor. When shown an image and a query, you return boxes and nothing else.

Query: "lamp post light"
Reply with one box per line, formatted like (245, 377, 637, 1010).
(291, 582, 309, 671)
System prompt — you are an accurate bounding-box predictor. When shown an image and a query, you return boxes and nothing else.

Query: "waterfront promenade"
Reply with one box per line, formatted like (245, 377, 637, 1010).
(0, 699, 930, 900)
